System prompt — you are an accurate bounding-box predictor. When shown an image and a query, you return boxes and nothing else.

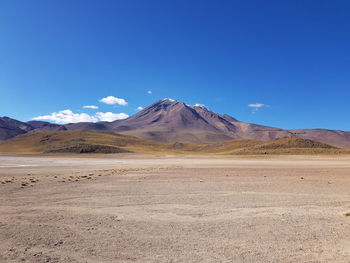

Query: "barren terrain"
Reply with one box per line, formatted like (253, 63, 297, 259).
(1, 154, 350, 262)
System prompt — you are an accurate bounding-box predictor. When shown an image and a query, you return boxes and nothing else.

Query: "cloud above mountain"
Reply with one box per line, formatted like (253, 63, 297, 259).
(33, 109, 128, 124)
(100, 96, 128, 106)
(248, 103, 267, 114)
(83, 105, 99, 109)
(248, 103, 266, 108)
(95, 112, 129, 122)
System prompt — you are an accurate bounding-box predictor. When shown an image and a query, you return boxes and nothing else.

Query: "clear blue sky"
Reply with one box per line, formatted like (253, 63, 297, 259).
(1, 0, 349, 129)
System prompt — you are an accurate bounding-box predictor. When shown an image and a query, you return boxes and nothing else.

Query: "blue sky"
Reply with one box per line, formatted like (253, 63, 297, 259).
(1, 0, 350, 129)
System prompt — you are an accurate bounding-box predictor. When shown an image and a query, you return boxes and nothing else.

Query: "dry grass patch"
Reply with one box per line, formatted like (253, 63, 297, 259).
(1, 178, 14, 185)
(343, 211, 350, 217)
(29, 177, 38, 183)
(21, 181, 29, 187)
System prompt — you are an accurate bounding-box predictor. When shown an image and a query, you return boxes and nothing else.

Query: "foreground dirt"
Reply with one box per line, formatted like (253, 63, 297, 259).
(0, 154, 350, 263)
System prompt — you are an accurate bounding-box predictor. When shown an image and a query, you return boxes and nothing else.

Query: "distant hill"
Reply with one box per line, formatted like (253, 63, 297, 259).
(0, 117, 33, 140)
(289, 129, 350, 148)
(0, 118, 63, 141)
(234, 137, 347, 155)
(0, 130, 347, 155)
(1, 99, 350, 148)
(0, 130, 164, 154)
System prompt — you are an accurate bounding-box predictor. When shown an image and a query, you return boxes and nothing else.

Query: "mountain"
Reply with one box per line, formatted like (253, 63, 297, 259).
(64, 122, 107, 131)
(26, 120, 65, 132)
(104, 98, 292, 143)
(0, 118, 66, 141)
(0, 117, 33, 140)
(104, 99, 238, 143)
(1, 98, 350, 148)
(289, 129, 350, 149)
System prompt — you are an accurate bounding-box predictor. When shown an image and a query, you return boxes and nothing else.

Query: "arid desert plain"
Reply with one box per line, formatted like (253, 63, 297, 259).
(1, 154, 350, 263)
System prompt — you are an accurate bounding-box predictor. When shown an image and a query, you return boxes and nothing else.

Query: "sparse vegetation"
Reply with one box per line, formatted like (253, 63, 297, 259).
(1, 178, 14, 185)
(343, 211, 350, 217)
(46, 144, 130, 154)
(26, 177, 39, 183)
(21, 181, 29, 186)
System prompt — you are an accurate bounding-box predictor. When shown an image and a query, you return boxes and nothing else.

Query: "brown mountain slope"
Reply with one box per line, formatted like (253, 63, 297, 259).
(106, 99, 235, 143)
(250, 137, 335, 149)
(105, 99, 293, 143)
(0, 130, 347, 155)
(234, 137, 348, 155)
(0, 130, 237, 154)
(289, 129, 350, 149)
(0, 130, 165, 154)
(0, 117, 34, 141)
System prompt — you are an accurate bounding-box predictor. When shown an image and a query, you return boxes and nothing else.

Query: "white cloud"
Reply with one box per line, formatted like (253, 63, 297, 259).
(95, 112, 129, 122)
(32, 109, 128, 124)
(83, 105, 99, 109)
(99, 96, 128, 106)
(248, 103, 267, 114)
(33, 110, 97, 124)
(248, 103, 266, 108)
(147, 90, 152, 94)
(137, 106, 144, 111)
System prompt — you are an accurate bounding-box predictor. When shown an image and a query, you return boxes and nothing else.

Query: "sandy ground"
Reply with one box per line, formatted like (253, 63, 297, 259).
(0, 154, 350, 263)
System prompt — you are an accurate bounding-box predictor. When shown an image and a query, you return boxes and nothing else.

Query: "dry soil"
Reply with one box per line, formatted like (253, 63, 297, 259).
(0, 154, 350, 262)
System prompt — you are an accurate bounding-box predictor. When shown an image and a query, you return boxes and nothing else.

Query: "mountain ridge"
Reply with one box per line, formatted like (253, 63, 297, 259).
(1, 98, 350, 148)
